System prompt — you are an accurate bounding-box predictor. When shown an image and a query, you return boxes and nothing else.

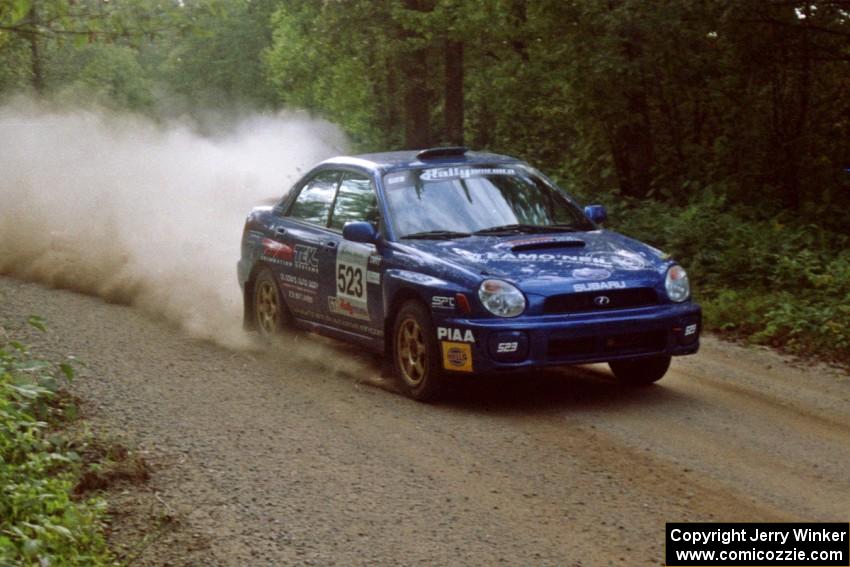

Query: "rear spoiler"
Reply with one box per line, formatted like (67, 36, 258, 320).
(416, 146, 468, 160)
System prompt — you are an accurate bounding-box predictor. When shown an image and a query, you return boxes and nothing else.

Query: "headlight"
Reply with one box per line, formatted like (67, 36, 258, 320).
(478, 279, 526, 318)
(665, 265, 690, 302)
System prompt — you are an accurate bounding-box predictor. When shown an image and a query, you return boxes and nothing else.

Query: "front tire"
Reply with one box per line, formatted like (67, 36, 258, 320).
(252, 268, 288, 337)
(609, 354, 671, 386)
(392, 301, 445, 402)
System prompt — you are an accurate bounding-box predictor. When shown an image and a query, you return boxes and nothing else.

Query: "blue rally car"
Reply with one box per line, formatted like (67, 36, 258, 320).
(238, 147, 700, 401)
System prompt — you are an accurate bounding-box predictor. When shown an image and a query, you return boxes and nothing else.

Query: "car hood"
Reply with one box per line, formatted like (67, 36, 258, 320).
(399, 230, 670, 295)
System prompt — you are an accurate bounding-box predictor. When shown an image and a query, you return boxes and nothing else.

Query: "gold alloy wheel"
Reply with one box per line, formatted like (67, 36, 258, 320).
(396, 317, 427, 386)
(256, 279, 280, 334)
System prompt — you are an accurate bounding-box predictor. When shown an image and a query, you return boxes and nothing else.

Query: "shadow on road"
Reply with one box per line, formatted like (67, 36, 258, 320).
(438, 365, 689, 414)
(263, 330, 692, 414)
(342, 351, 691, 414)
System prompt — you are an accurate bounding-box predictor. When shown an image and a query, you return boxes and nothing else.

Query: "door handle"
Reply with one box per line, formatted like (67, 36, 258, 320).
(274, 226, 287, 237)
(324, 241, 337, 249)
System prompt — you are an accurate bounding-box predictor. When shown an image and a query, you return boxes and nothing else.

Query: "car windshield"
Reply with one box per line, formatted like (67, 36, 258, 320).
(383, 164, 594, 239)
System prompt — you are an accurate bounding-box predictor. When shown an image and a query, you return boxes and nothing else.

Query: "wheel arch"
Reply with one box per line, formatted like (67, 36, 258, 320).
(383, 287, 428, 356)
(381, 269, 470, 355)
(243, 261, 276, 331)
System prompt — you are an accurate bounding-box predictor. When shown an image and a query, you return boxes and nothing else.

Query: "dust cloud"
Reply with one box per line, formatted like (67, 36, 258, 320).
(0, 98, 348, 349)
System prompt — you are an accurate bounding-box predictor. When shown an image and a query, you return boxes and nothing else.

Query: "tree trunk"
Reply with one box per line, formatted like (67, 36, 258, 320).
(509, 0, 529, 62)
(27, 2, 44, 93)
(608, 88, 655, 198)
(400, 0, 432, 149)
(609, 18, 655, 198)
(402, 50, 431, 149)
(444, 39, 464, 145)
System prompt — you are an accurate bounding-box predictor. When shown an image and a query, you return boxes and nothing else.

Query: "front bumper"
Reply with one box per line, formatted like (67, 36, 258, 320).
(435, 303, 701, 374)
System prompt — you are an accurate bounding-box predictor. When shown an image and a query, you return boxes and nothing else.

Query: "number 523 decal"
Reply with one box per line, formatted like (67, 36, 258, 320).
(337, 264, 364, 298)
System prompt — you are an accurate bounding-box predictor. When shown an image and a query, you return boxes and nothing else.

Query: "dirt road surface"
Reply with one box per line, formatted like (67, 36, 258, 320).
(1, 276, 848, 566)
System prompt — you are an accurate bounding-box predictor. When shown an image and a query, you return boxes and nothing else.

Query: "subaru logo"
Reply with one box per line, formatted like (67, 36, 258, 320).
(593, 295, 611, 306)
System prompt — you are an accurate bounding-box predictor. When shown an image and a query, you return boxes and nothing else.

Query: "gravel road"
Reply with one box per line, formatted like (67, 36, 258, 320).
(1, 276, 848, 566)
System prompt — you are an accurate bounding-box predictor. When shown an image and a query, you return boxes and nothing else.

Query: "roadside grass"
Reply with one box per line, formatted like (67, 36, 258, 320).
(0, 317, 150, 566)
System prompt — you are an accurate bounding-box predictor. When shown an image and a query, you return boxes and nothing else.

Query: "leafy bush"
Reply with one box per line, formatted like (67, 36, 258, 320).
(601, 195, 850, 365)
(0, 319, 114, 566)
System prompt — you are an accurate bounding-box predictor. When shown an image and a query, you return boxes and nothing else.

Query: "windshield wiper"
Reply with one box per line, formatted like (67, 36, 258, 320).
(472, 223, 581, 235)
(400, 229, 472, 240)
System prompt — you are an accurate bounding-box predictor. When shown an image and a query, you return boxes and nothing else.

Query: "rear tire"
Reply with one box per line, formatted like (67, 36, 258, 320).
(252, 268, 289, 337)
(609, 354, 671, 386)
(392, 301, 445, 402)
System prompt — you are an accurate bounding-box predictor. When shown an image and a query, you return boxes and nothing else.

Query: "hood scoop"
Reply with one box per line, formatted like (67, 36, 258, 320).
(510, 239, 586, 253)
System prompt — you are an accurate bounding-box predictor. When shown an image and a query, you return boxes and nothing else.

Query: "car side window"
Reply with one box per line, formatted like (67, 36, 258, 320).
(288, 170, 341, 226)
(329, 172, 379, 231)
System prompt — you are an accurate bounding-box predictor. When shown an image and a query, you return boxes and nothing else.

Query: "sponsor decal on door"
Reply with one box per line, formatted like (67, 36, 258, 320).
(334, 241, 371, 319)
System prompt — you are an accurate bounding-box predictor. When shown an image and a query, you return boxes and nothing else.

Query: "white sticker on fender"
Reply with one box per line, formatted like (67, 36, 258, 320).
(336, 241, 371, 316)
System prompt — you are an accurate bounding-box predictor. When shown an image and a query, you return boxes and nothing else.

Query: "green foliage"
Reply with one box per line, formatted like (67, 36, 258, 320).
(605, 196, 850, 364)
(159, 0, 278, 110)
(1, 0, 847, 364)
(0, 39, 30, 93)
(49, 43, 155, 111)
(0, 321, 113, 566)
(265, 0, 407, 149)
(262, 0, 849, 222)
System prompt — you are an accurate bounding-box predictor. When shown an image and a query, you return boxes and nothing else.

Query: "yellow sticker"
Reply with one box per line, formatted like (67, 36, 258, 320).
(441, 341, 473, 372)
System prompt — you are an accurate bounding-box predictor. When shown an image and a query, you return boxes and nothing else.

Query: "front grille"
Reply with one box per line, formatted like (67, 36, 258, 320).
(547, 330, 667, 359)
(543, 288, 659, 314)
(602, 330, 667, 352)
(547, 336, 596, 358)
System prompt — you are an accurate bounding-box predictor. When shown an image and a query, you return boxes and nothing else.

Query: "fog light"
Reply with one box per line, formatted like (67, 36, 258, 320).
(488, 331, 529, 362)
(679, 321, 699, 345)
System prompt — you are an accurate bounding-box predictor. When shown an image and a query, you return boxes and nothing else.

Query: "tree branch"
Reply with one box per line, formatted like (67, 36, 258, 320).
(740, 16, 850, 38)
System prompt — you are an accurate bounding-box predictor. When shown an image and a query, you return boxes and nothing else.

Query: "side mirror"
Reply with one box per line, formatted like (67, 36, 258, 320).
(342, 221, 378, 244)
(584, 204, 608, 224)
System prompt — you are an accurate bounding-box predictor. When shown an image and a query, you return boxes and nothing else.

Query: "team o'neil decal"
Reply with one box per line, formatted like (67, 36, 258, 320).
(452, 249, 647, 271)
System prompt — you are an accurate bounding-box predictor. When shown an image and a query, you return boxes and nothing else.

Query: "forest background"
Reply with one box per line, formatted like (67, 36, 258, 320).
(2, 0, 849, 364)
